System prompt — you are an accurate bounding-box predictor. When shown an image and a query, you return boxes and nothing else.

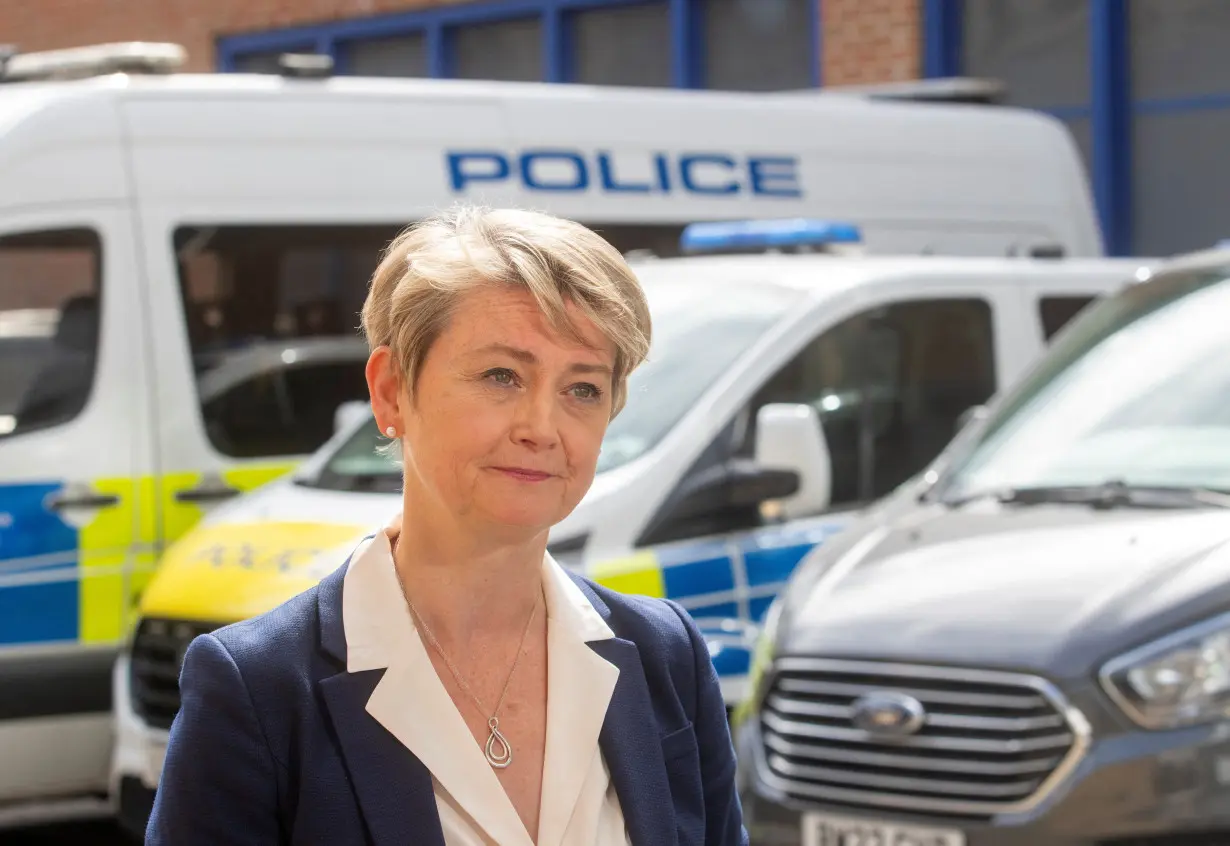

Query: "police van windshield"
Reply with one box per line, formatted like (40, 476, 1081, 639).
(308, 280, 804, 492)
(937, 263, 1230, 503)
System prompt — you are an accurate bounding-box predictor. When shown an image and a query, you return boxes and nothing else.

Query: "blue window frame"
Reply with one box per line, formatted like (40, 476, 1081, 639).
(217, 0, 821, 92)
(921, 0, 1230, 261)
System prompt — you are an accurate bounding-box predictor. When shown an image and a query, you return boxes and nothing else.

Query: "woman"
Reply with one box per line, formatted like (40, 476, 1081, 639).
(146, 207, 748, 846)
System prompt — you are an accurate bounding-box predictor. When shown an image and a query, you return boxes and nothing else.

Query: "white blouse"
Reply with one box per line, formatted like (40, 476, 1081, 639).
(341, 522, 632, 846)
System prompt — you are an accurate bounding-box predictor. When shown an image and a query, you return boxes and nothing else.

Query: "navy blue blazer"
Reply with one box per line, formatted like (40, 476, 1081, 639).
(145, 556, 748, 846)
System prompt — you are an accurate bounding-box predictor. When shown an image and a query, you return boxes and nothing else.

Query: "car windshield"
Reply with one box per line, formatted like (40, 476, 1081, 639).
(307, 278, 805, 492)
(937, 263, 1230, 502)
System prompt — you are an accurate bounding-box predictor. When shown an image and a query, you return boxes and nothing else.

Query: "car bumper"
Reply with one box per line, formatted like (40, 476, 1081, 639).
(736, 707, 1230, 846)
(108, 653, 167, 837)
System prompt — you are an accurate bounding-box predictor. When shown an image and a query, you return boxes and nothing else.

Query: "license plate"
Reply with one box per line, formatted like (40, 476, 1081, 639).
(802, 811, 966, 846)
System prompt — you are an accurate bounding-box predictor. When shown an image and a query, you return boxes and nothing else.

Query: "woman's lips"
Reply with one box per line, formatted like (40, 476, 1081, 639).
(491, 467, 555, 482)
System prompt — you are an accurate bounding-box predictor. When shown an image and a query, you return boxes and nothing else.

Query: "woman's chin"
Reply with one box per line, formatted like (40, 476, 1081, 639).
(477, 502, 571, 537)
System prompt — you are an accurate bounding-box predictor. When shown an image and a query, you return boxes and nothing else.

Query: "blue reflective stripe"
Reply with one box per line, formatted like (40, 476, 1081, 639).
(748, 595, 777, 624)
(709, 645, 752, 678)
(742, 543, 814, 589)
(0, 482, 79, 645)
(0, 578, 77, 645)
(621, 516, 857, 687)
(661, 555, 735, 599)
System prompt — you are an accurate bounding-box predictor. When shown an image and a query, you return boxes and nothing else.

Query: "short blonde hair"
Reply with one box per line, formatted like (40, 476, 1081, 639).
(360, 206, 652, 416)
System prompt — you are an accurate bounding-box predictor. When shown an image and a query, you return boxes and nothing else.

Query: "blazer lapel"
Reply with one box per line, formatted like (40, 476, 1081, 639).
(588, 637, 678, 846)
(316, 552, 445, 846)
(319, 669, 446, 846)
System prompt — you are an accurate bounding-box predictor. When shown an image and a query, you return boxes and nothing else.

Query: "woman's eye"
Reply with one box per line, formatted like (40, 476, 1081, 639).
(571, 383, 604, 402)
(485, 368, 517, 386)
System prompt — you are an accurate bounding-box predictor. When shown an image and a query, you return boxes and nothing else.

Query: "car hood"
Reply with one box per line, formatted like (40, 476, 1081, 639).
(137, 480, 393, 625)
(780, 503, 1230, 678)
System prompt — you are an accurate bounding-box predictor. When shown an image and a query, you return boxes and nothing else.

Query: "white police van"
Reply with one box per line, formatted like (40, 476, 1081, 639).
(0, 40, 1104, 827)
(107, 218, 1153, 836)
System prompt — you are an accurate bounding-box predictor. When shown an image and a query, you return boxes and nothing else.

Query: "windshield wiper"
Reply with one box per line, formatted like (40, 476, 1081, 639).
(946, 480, 1230, 510)
(296, 471, 402, 493)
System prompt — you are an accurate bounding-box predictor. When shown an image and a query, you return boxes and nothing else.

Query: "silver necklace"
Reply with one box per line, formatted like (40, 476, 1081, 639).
(397, 573, 541, 770)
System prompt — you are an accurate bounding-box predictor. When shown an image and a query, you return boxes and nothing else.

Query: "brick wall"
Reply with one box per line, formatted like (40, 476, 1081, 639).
(0, 0, 922, 83)
(821, 0, 922, 87)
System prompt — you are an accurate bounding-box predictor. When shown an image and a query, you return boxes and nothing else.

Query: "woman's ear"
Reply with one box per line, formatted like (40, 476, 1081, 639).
(366, 346, 403, 435)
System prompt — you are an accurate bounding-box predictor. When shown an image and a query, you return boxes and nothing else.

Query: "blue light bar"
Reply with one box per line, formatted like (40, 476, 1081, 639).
(680, 218, 863, 255)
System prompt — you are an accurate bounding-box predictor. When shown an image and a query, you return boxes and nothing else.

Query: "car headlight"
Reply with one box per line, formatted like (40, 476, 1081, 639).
(1100, 612, 1230, 730)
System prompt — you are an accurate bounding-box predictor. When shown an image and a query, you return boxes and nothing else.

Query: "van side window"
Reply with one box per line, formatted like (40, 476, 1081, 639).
(1039, 295, 1098, 340)
(742, 298, 997, 507)
(0, 229, 102, 439)
(174, 223, 687, 459)
(175, 225, 396, 459)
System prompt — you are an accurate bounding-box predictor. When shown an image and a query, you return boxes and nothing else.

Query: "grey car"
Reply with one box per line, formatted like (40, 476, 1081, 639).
(734, 248, 1230, 845)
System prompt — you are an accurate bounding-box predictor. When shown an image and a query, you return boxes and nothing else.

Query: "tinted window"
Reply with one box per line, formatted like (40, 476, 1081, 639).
(743, 298, 997, 506)
(704, 0, 813, 90)
(175, 225, 392, 458)
(452, 17, 543, 82)
(1039, 295, 1097, 341)
(572, 3, 671, 87)
(0, 229, 101, 439)
(202, 361, 371, 459)
(343, 34, 428, 77)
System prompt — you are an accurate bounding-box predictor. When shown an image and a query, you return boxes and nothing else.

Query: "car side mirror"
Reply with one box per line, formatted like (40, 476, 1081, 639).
(334, 400, 370, 436)
(754, 403, 833, 520)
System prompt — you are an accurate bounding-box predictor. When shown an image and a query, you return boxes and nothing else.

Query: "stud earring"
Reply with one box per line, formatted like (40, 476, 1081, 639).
(385, 426, 397, 438)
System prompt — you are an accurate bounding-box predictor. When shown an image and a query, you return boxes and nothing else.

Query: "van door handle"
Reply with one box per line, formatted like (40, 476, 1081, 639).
(174, 482, 241, 503)
(46, 487, 121, 511)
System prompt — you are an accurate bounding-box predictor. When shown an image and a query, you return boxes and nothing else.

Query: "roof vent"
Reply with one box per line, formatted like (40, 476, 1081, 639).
(0, 41, 186, 83)
(781, 76, 1007, 106)
(277, 52, 334, 79)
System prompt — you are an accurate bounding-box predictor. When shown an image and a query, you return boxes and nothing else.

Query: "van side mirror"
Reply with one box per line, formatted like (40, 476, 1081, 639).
(754, 403, 832, 520)
(334, 400, 370, 436)
(635, 459, 800, 547)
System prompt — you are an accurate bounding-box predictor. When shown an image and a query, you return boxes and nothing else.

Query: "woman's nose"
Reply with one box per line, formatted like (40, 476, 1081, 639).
(509, 387, 560, 449)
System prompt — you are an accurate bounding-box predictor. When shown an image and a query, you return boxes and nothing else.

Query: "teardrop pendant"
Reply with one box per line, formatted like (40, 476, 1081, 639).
(484, 717, 513, 769)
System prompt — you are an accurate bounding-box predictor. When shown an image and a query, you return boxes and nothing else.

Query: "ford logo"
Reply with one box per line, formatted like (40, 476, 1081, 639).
(850, 691, 926, 737)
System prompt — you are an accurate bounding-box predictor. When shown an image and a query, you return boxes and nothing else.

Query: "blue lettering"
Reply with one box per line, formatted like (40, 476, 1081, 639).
(520, 150, 589, 192)
(444, 148, 804, 197)
(653, 153, 672, 193)
(597, 153, 652, 193)
(749, 156, 803, 198)
(447, 151, 510, 192)
(679, 154, 740, 195)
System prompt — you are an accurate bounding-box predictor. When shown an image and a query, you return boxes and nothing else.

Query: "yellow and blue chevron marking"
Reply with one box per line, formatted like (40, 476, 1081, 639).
(591, 515, 855, 682)
(0, 464, 296, 649)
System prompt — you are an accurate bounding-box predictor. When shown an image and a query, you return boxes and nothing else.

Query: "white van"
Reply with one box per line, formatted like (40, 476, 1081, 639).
(0, 41, 1103, 827)
(109, 219, 1152, 834)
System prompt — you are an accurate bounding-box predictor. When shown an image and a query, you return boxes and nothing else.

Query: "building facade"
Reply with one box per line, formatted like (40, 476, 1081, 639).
(1, 0, 1227, 258)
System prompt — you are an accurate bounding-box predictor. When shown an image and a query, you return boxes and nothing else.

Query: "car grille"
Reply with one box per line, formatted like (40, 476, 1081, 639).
(758, 657, 1089, 819)
(130, 618, 219, 730)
